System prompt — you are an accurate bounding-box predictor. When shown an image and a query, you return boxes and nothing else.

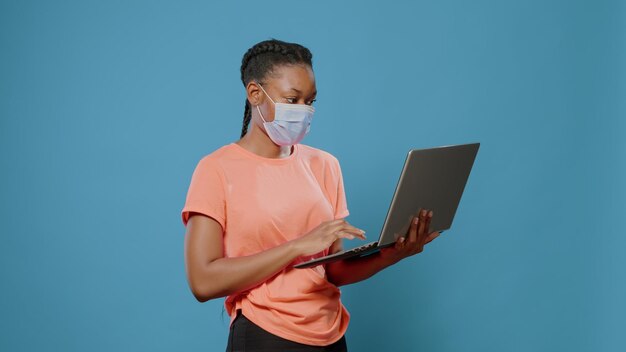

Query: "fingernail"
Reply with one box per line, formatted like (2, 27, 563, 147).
(413, 217, 419, 224)
(429, 210, 433, 217)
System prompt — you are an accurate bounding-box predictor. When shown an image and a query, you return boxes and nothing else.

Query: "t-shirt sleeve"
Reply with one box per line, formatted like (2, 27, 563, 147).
(180, 156, 227, 229)
(327, 156, 350, 220)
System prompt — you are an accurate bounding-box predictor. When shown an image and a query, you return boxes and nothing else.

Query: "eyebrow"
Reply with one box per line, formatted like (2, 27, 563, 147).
(288, 87, 317, 96)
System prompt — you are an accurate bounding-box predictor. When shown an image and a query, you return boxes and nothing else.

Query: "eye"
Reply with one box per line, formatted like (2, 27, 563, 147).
(306, 99, 317, 106)
(285, 97, 297, 104)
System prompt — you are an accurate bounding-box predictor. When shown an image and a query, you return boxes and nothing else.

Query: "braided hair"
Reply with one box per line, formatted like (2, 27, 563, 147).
(239, 39, 313, 138)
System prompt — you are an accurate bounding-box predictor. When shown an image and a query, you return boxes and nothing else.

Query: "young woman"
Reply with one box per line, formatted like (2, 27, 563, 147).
(181, 39, 440, 352)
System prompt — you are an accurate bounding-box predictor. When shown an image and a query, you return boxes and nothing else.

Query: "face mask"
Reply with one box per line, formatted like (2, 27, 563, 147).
(256, 83, 315, 146)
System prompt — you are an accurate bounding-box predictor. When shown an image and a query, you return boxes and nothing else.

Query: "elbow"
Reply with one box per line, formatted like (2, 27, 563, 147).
(189, 283, 211, 302)
(186, 259, 213, 302)
(190, 283, 223, 302)
(189, 281, 226, 303)
(187, 276, 207, 302)
(188, 269, 229, 302)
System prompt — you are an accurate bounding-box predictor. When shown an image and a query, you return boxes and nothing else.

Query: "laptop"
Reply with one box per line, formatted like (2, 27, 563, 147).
(293, 142, 480, 269)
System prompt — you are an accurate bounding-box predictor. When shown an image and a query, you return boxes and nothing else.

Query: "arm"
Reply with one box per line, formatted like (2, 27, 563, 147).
(184, 213, 365, 302)
(184, 213, 301, 302)
(326, 209, 441, 287)
(325, 240, 398, 287)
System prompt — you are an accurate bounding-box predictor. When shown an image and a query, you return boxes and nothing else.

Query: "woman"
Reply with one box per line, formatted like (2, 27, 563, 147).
(181, 39, 440, 352)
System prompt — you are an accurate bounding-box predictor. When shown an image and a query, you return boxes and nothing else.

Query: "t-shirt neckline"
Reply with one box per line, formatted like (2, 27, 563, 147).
(229, 143, 299, 164)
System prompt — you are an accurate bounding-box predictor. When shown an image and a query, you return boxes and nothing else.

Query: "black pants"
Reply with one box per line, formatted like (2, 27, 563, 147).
(226, 310, 348, 352)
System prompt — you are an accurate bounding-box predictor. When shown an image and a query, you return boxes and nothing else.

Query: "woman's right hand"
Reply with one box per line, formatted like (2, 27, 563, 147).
(294, 219, 366, 257)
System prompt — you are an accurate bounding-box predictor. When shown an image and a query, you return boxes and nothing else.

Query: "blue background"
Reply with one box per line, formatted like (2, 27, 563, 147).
(1, 1, 624, 351)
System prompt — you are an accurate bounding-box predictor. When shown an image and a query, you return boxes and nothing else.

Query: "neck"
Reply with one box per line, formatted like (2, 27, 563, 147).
(237, 124, 293, 159)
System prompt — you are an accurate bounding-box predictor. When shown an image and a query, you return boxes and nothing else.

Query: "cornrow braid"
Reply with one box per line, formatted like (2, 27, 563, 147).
(239, 38, 313, 138)
(241, 99, 251, 138)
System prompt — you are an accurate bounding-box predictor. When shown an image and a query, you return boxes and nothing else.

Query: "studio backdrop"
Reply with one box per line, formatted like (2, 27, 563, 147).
(1, 1, 624, 351)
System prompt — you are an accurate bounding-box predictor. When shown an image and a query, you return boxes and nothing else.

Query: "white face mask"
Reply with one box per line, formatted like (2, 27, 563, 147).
(256, 83, 315, 146)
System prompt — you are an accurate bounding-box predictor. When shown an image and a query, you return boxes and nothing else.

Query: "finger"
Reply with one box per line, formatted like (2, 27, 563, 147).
(417, 209, 427, 241)
(339, 230, 366, 240)
(423, 210, 433, 239)
(425, 231, 440, 244)
(330, 219, 347, 227)
(395, 236, 406, 250)
(337, 223, 366, 239)
(335, 231, 356, 240)
(408, 215, 419, 243)
(330, 220, 354, 231)
(335, 226, 366, 240)
(323, 219, 344, 231)
(344, 224, 367, 239)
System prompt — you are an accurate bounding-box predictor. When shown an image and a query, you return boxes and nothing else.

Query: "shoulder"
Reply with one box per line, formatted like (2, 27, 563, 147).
(297, 144, 341, 167)
(190, 144, 238, 179)
(195, 144, 237, 167)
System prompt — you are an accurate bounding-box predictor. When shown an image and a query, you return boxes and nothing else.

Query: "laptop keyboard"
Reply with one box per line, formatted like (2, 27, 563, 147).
(347, 241, 378, 254)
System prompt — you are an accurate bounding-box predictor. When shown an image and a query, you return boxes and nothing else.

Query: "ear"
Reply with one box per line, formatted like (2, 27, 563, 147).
(246, 81, 263, 106)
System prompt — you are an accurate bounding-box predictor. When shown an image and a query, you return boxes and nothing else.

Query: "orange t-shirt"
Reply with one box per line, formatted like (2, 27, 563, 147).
(181, 142, 350, 346)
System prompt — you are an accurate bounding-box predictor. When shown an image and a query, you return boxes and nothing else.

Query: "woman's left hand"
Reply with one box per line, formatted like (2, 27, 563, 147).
(379, 208, 440, 264)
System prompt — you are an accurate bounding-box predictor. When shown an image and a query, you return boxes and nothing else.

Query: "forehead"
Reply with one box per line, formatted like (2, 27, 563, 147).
(266, 64, 316, 92)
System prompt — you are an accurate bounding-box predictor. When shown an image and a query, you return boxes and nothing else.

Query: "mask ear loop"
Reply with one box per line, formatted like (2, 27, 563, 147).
(257, 83, 276, 104)
(256, 105, 267, 123)
(256, 82, 275, 123)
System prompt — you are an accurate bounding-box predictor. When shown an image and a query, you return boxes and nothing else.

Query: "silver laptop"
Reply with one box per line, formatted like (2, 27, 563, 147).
(294, 142, 480, 269)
